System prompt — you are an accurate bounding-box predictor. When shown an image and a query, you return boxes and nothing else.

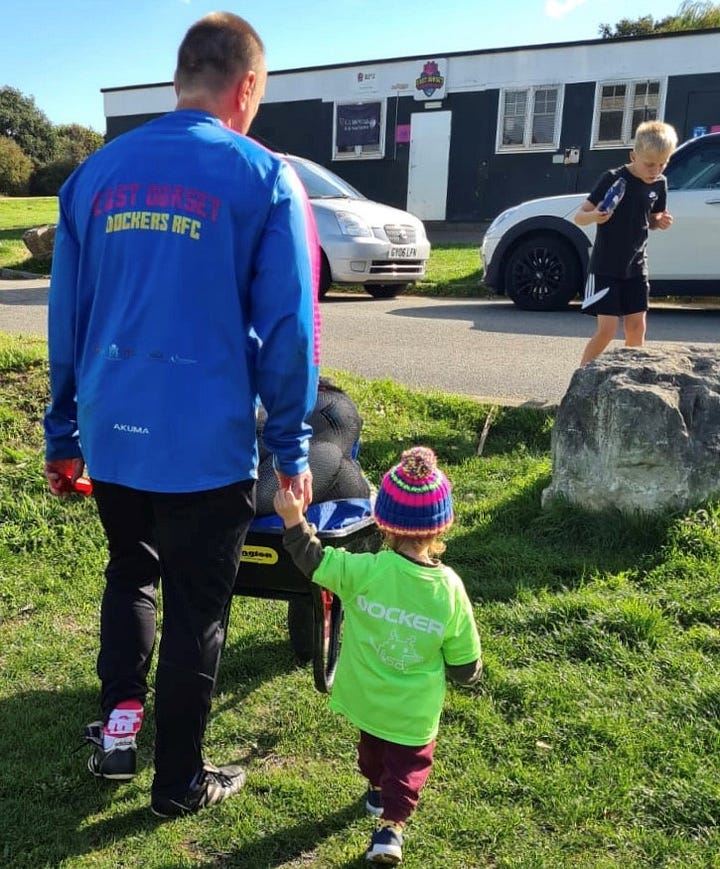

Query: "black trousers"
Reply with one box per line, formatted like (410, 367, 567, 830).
(92, 479, 256, 794)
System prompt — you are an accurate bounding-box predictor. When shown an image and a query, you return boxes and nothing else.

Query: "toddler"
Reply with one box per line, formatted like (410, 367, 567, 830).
(274, 446, 481, 864)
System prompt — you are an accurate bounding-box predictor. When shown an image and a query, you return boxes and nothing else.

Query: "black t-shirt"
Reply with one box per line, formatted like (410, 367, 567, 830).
(587, 165, 667, 278)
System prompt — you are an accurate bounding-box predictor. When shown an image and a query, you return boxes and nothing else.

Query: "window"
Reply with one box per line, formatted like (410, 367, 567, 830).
(333, 101, 385, 160)
(666, 143, 720, 191)
(592, 79, 664, 147)
(497, 86, 562, 151)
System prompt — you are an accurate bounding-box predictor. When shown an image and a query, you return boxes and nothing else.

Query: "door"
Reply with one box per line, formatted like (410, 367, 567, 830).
(407, 111, 451, 220)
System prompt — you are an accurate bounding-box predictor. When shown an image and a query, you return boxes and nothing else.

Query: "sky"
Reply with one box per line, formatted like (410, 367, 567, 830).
(2, 0, 687, 133)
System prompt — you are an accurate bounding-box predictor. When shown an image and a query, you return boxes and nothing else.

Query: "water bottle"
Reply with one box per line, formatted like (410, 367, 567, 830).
(598, 177, 627, 214)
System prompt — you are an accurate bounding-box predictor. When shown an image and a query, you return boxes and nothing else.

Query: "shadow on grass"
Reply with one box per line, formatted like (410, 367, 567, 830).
(0, 228, 26, 241)
(0, 630, 308, 868)
(359, 434, 485, 483)
(450, 474, 678, 603)
(0, 228, 51, 274)
(1, 257, 51, 275)
(0, 684, 139, 867)
(212, 804, 371, 868)
(479, 405, 555, 455)
(358, 400, 555, 470)
(62, 794, 371, 869)
(413, 267, 488, 299)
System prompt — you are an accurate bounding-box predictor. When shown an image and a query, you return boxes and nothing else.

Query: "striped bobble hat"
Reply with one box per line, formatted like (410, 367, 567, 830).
(373, 446, 453, 538)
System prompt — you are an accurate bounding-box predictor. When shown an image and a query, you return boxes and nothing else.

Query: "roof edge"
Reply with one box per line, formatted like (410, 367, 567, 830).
(101, 26, 720, 94)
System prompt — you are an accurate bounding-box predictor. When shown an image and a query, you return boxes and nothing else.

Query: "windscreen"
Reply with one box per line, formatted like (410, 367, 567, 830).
(283, 156, 366, 200)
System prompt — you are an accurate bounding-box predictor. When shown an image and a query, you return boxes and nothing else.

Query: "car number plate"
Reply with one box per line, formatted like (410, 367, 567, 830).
(389, 246, 417, 258)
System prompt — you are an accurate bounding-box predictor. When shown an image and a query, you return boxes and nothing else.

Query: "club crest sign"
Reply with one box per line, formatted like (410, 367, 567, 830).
(414, 60, 447, 101)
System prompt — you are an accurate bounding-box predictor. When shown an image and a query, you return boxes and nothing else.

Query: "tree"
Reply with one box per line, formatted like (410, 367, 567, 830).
(599, 0, 720, 37)
(55, 123, 104, 164)
(0, 135, 33, 195)
(29, 159, 77, 196)
(28, 123, 104, 195)
(0, 86, 57, 165)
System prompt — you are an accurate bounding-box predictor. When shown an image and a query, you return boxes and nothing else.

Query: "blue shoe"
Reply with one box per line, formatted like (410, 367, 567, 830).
(365, 785, 383, 816)
(366, 819, 404, 864)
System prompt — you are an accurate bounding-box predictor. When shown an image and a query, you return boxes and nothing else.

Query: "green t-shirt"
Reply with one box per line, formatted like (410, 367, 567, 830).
(313, 547, 482, 745)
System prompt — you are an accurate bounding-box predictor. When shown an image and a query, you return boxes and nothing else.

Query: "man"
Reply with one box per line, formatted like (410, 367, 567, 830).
(43, 12, 318, 818)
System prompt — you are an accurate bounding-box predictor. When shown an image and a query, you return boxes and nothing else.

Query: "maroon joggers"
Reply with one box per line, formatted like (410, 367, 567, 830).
(357, 730, 436, 823)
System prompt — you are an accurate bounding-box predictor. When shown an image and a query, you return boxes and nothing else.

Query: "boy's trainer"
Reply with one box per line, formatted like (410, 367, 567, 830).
(83, 721, 137, 780)
(366, 819, 404, 864)
(151, 763, 246, 818)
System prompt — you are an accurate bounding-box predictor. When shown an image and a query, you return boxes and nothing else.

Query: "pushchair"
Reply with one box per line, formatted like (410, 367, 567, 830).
(232, 379, 381, 692)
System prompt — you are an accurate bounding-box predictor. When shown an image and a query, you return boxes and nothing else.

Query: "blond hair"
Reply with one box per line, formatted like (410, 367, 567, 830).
(383, 532, 447, 559)
(633, 121, 678, 157)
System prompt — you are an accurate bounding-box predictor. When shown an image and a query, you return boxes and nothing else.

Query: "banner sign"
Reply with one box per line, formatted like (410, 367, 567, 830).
(336, 102, 381, 147)
(353, 69, 379, 93)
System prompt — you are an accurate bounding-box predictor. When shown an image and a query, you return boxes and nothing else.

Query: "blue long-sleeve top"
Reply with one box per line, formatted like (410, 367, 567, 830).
(44, 110, 319, 492)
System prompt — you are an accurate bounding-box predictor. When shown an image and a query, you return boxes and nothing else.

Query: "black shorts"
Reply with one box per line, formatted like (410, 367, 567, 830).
(581, 273, 650, 317)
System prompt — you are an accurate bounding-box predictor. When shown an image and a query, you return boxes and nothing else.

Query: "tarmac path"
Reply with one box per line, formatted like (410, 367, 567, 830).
(1, 278, 718, 406)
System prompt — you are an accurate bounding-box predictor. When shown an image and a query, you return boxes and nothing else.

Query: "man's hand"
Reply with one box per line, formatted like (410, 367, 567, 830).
(45, 457, 85, 496)
(274, 468, 313, 510)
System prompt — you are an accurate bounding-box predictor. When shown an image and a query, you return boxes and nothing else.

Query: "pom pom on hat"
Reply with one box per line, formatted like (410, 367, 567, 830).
(373, 446, 453, 538)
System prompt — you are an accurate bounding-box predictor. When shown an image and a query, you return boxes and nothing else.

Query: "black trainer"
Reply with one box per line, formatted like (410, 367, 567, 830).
(82, 721, 137, 780)
(151, 763, 247, 818)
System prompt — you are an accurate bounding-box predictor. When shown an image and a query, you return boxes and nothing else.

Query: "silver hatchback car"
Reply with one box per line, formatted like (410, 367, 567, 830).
(282, 154, 431, 299)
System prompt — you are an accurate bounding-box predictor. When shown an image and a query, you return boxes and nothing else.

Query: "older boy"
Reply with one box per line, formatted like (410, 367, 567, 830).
(576, 120, 678, 365)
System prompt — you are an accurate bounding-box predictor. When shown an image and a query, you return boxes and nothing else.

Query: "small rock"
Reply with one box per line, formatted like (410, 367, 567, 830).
(22, 224, 56, 259)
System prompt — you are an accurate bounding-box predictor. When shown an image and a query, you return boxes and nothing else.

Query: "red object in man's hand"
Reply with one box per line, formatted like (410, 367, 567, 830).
(56, 474, 93, 497)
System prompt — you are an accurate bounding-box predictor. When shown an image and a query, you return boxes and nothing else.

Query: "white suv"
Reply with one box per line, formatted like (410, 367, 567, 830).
(282, 154, 431, 300)
(481, 133, 720, 310)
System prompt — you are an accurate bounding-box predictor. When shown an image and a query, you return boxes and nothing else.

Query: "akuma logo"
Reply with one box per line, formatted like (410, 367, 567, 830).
(113, 423, 150, 435)
(415, 61, 444, 98)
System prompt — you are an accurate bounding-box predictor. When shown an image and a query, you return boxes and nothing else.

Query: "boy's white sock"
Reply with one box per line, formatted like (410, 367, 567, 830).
(102, 700, 144, 750)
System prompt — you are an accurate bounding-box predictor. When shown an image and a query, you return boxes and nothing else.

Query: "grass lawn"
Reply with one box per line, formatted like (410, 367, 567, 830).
(0, 196, 487, 294)
(2, 331, 720, 867)
(414, 242, 489, 298)
(0, 196, 58, 274)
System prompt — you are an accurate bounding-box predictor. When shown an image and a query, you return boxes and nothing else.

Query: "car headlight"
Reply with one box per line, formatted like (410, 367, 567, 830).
(486, 206, 518, 235)
(335, 211, 373, 237)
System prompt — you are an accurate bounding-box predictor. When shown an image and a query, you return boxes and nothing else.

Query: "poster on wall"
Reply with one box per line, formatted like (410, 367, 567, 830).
(353, 69, 379, 93)
(336, 103, 382, 147)
(414, 59, 447, 101)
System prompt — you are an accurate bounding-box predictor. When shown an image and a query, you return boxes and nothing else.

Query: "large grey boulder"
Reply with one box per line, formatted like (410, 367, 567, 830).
(542, 346, 720, 513)
(22, 224, 56, 259)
